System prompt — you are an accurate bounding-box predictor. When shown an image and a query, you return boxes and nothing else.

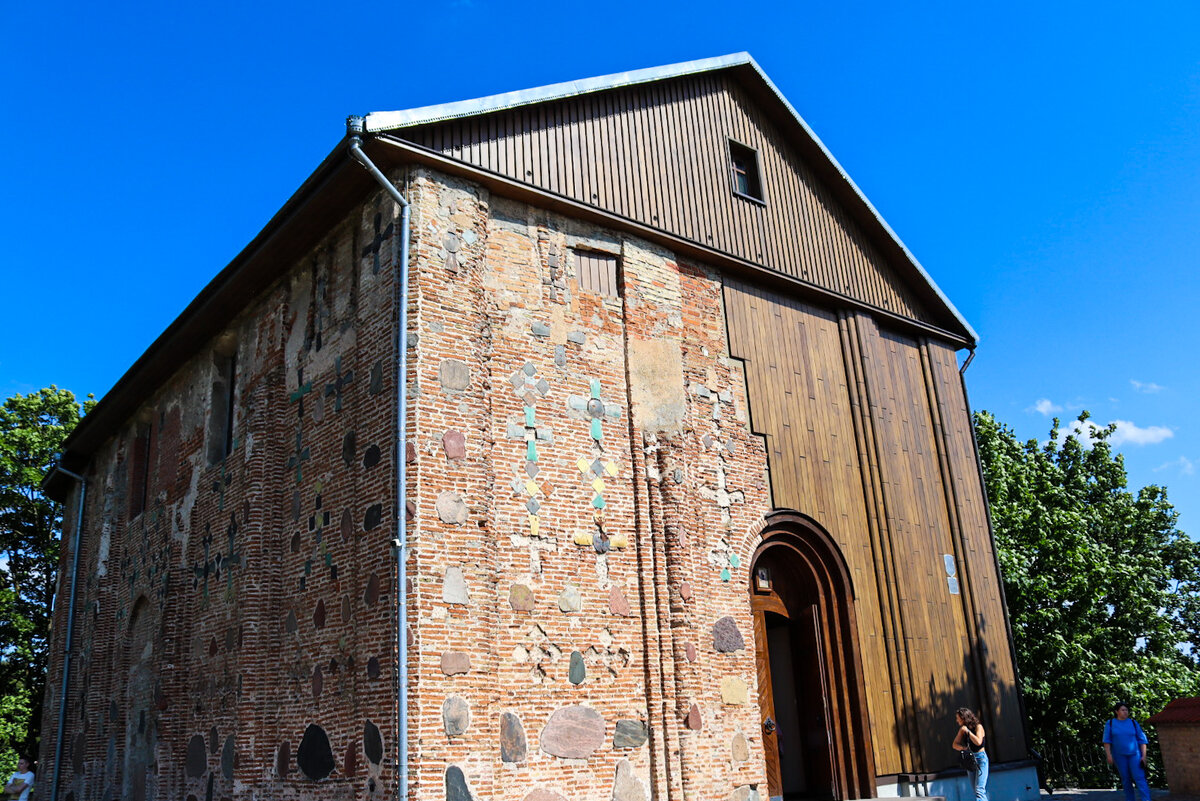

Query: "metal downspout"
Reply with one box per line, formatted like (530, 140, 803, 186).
(347, 116, 412, 801)
(49, 466, 87, 801)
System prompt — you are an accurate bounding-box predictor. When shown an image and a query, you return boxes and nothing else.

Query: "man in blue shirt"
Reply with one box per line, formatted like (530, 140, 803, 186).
(1102, 702, 1151, 801)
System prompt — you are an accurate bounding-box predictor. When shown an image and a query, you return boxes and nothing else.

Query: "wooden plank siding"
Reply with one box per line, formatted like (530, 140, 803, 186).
(396, 74, 938, 328)
(725, 282, 1024, 774)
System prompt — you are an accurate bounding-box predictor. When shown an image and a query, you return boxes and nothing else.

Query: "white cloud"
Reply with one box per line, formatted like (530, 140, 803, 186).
(1110, 420, 1174, 446)
(1029, 398, 1063, 416)
(1057, 418, 1174, 447)
(1131, 380, 1166, 394)
(1154, 456, 1196, 476)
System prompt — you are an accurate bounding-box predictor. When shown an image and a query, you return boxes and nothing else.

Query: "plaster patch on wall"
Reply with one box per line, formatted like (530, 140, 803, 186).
(627, 337, 685, 433)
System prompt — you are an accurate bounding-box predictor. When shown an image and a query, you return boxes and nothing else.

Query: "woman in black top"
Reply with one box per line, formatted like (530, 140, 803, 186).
(952, 708, 989, 801)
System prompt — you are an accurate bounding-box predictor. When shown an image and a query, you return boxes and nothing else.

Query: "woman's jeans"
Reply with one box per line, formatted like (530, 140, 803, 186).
(1113, 753, 1151, 801)
(972, 750, 990, 801)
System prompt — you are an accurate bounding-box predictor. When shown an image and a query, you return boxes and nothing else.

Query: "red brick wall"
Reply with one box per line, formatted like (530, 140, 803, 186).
(1158, 724, 1200, 795)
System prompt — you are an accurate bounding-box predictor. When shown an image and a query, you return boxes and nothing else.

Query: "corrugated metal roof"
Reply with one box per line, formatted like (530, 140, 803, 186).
(362, 53, 979, 345)
(1147, 697, 1200, 725)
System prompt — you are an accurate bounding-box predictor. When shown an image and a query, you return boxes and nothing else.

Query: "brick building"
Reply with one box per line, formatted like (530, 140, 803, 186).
(1146, 698, 1200, 796)
(41, 54, 1036, 801)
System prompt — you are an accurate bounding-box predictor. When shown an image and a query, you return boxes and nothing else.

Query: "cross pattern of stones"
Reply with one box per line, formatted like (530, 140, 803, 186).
(362, 211, 394, 276)
(508, 362, 553, 538)
(287, 425, 311, 485)
(289, 367, 314, 419)
(324, 355, 354, 412)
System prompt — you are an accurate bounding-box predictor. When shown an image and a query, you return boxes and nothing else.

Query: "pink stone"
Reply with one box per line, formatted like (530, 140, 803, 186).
(539, 705, 606, 759)
(524, 792, 568, 801)
(609, 585, 633, 617)
(685, 703, 702, 731)
(679, 581, 692, 601)
(440, 651, 471, 676)
(685, 642, 697, 662)
(442, 429, 466, 460)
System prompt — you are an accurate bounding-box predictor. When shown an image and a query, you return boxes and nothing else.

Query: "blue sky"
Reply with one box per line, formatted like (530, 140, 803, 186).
(2, 1, 1197, 536)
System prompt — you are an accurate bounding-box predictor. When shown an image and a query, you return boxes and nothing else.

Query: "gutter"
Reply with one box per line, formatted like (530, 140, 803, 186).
(46, 465, 87, 801)
(346, 117, 412, 801)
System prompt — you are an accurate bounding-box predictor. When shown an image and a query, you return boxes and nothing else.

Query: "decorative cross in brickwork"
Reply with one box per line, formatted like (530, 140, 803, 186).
(192, 524, 215, 600)
(211, 463, 231, 511)
(362, 212, 394, 276)
(218, 512, 243, 595)
(324, 356, 354, 412)
(306, 249, 332, 352)
(289, 367, 314, 419)
(287, 425, 311, 484)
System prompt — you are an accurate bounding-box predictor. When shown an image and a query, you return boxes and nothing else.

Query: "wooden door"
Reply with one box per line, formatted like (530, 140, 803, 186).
(754, 603, 784, 797)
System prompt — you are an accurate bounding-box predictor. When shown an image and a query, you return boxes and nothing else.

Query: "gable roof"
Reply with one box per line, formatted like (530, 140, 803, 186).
(1147, 697, 1200, 725)
(364, 53, 977, 344)
(47, 54, 978, 488)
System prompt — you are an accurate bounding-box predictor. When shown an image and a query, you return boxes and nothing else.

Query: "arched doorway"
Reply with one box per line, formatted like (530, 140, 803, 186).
(750, 511, 875, 801)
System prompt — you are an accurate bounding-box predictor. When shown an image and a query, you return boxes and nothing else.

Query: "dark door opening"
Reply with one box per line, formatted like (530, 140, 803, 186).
(750, 513, 877, 801)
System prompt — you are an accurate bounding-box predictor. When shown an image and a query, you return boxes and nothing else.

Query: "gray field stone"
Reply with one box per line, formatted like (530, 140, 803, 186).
(569, 651, 586, 685)
(509, 584, 535, 612)
(443, 566, 470, 604)
(440, 359, 471, 392)
(440, 651, 471, 676)
(442, 696, 470, 736)
(713, 616, 745, 652)
(446, 765, 474, 801)
(731, 732, 749, 762)
(613, 720, 649, 749)
(436, 492, 469, 525)
(612, 758, 648, 801)
(558, 585, 582, 613)
(500, 712, 528, 763)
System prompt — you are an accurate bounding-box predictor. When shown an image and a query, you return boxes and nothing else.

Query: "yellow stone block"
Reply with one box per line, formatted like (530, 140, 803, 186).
(721, 676, 749, 705)
(605, 461, 619, 477)
(529, 515, 540, 537)
(573, 530, 594, 547)
(576, 458, 591, 474)
(610, 533, 629, 549)
(524, 480, 539, 496)
(591, 478, 605, 493)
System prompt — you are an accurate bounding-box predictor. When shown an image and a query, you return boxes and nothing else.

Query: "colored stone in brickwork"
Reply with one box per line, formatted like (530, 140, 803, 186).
(367, 656, 381, 679)
(344, 738, 358, 778)
(609, 585, 632, 617)
(730, 786, 759, 801)
(569, 651, 586, 684)
(686, 704, 702, 730)
(436, 492, 469, 525)
(531, 321, 551, 337)
(208, 726, 219, 754)
(441, 651, 471, 675)
(680, 581, 692, 601)
(276, 741, 291, 777)
(446, 765, 475, 801)
(590, 419, 603, 440)
(364, 720, 383, 765)
(406, 441, 417, 462)
(440, 359, 470, 391)
(363, 444, 381, 468)
(365, 573, 381, 606)
(297, 724, 335, 780)
(364, 503, 383, 531)
(731, 732, 749, 762)
(540, 705, 606, 759)
(573, 530, 594, 547)
(341, 595, 352, 623)
(443, 565, 470, 604)
(525, 791, 569, 801)
(613, 758, 649, 801)
(443, 429, 466, 459)
(186, 733, 207, 777)
(720, 676, 749, 705)
(312, 664, 324, 698)
(555, 344, 566, 367)
(285, 610, 298, 634)
(509, 583, 534, 612)
(313, 599, 326, 629)
(500, 711, 528, 762)
(340, 509, 353, 541)
(672, 467, 685, 484)
(614, 720, 649, 749)
(713, 616, 745, 652)
(342, 430, 356, 467)
(369, 361, 383, 394)
(442, 696, 470, 736)
(558, 585, 582, 612)
(526, 440, 538, 461)
(567, 330, 586, 345)
(593, 530, 610, 554)
(221, 735, 235, 780)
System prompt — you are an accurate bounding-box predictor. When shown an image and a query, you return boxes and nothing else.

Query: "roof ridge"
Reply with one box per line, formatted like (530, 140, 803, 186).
(363, 53, 753, 132)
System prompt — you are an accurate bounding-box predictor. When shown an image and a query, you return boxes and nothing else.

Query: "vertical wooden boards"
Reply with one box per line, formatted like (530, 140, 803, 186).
(724, 279, 902, 775)
(923, 340, 1025, 763)
(725, 282, 1026, 774)
(395, 74, 939, 329)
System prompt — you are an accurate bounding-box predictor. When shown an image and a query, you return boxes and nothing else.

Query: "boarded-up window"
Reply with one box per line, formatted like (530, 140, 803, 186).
(575, 251, 620, 298)
(128, 424, 151, 518)
(207, 349, 237, 465)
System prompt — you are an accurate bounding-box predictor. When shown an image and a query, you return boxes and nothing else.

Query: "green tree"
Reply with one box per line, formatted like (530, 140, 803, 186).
(974, 410, 1200, 787)
(0, 387, 92, 772)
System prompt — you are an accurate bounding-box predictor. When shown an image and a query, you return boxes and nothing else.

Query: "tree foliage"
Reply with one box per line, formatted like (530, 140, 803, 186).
(0, 387, 92, 769)
(974, 410, 1200, 786)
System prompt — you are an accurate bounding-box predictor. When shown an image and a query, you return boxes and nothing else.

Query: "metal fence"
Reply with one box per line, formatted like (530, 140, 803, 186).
(1038, 743, 1164, 790)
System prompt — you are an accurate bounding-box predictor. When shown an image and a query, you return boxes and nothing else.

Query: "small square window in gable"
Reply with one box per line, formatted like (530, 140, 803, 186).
(575, 250, 621, 299)
(729, 139, 765, 203)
